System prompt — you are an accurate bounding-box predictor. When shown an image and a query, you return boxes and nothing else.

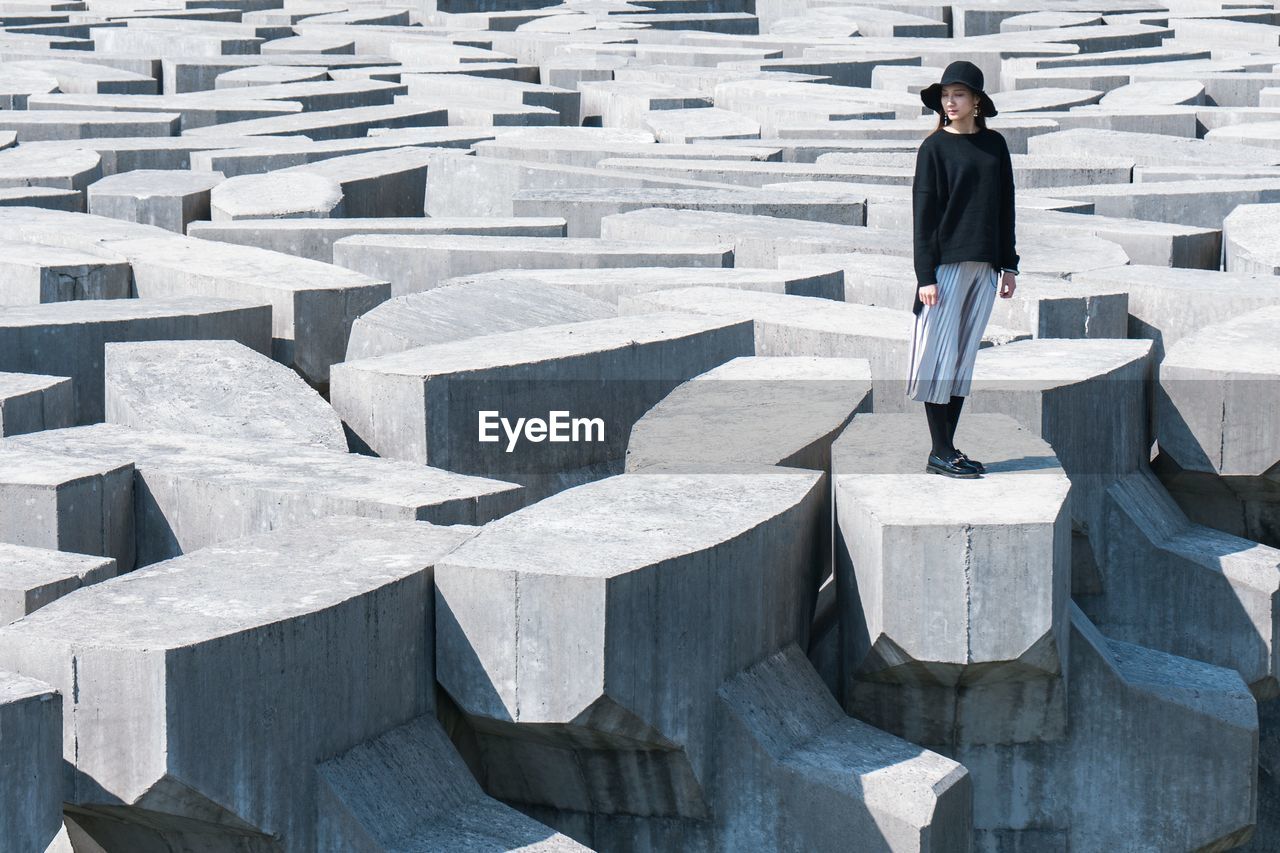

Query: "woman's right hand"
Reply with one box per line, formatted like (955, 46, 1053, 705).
(918, 284, 939, 307)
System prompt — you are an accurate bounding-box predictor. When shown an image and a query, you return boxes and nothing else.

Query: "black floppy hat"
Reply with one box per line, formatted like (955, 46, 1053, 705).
(920, 60, 999, 119)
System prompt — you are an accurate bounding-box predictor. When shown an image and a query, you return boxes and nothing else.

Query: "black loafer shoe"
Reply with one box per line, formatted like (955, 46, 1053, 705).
(926, 452, 980, 479)
(953, 449, 985, 473)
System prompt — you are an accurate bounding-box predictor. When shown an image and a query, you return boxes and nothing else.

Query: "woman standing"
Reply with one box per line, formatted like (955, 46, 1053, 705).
(907, 60, 1019, 479)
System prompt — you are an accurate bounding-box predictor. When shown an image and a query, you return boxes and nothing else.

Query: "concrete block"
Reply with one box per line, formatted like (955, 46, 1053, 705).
(0, 448, 133, 569)
(0, 296, 272, 423)
(346, 276, 615, 360)
(968, 338, 1153, 562)
(212, 170, 347, 219)
(331, 313, 754, 497)
(0, 543, 116, 625)
(104, 340, 347, 451)
(0, 240, 131, 306)
(0, 517, 477, 852)
(332, 234, 733, 296)
(0, 146, 101, 193)
(0, 372, 73, 438)
(4, 423, 521, 566)
(0, 672, 62, 853)
(24, 92, 303, 132)
(626, 355, 872, 473)
(87, 169, 224, 233)
(1224, 202, 1280, 274)
(107, 235, 390, 387)
(0, 187, 81, 213)
(0, 109, 180, 143)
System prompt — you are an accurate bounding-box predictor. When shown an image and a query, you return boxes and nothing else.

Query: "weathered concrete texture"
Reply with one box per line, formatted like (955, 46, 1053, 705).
(0, 296, 271, 424)
(211, 170, 347, 220)
(830, 413, 1258, 850)
(0, 372, 73, 438)
(0, 109, 180, 143)
(437, 469, 970, 850)
(0, 671, 62, 853)
(188, 216, 567, 263)
(626, 356, 872, 473)
(0, 448, 133, 570)
(1223, 202, 1280, 275)
(332, 233, 734, 297)
(441, 266, 844, 304)
(215, 64, 329, 88)
(0, 542, 117, 625)
(346, 277, 615, 360)
(0, 240, 131, 306)
(87, 169, 225, 233)
(104, 340, 347, 451)
(3, 423, 521, 567)
(316, 716, 590, 852)
(332, 313, 754, 498)
(0, 517, 481, 853)
(968, 338, 1154, 567)
(107, 236, 390, 386)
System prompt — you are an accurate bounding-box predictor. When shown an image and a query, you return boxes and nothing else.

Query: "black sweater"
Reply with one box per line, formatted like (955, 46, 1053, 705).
(911, 126, 1019, 315)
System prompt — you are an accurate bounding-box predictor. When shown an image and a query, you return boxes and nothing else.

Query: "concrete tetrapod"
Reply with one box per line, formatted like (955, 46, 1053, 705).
(331, 312, 754, 500)
(0, 672, 63, 853)
(435, 468, 971, 851)
(0, 517, 573, 852)
(832, 413, 1258, 849)
(2, 424, 521, 567)
(104, 340, 348, 451)
(1155, 305, 1280, 547)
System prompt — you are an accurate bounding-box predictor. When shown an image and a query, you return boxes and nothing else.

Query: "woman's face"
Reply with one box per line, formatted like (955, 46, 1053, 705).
(941, 84, 978, 120)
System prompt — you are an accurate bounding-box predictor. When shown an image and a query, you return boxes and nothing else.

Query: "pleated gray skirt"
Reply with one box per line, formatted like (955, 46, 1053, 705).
(905, 260, 999, 404)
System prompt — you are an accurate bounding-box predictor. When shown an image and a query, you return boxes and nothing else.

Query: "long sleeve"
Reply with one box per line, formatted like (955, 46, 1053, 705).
(912, 144, 943, 287)
(999, 139, 1019, 272)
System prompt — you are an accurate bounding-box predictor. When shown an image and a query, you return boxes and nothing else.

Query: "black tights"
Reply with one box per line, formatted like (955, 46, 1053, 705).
(925, 396, 966, 457)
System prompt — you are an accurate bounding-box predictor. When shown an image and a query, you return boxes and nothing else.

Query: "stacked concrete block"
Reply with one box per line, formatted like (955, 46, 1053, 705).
(437, 468, 971, 850)
(0, 517, 571, 851)
(0, 3, 1271, 847)
(832, 413, 1257, 849)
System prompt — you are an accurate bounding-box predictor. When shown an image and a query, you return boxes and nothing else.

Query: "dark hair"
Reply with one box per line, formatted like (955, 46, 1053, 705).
(926, 83, 989, 136)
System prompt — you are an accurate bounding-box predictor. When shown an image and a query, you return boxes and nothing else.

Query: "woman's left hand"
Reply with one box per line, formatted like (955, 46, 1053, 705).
(999, 271, 1017, 298)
